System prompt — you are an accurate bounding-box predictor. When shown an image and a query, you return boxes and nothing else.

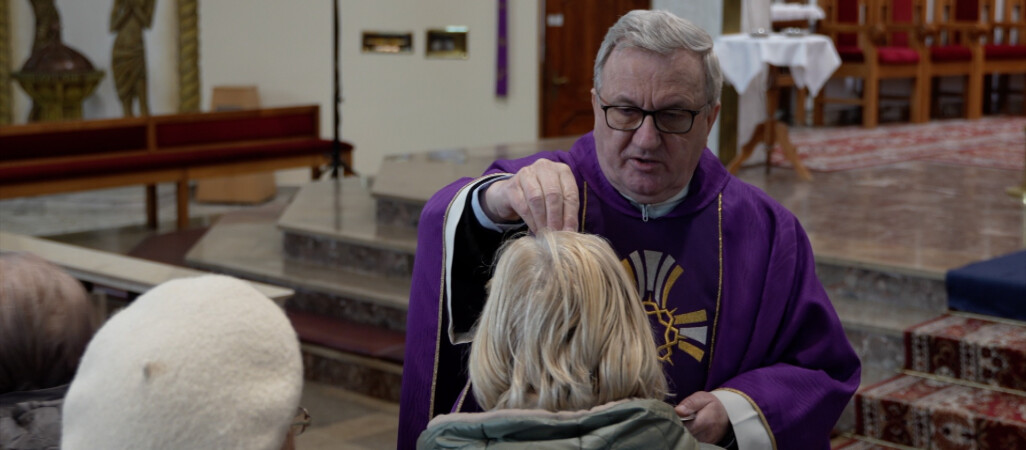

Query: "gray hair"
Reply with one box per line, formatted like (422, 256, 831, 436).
(0, 252, 97, 393)
(594, 10, 723, 106)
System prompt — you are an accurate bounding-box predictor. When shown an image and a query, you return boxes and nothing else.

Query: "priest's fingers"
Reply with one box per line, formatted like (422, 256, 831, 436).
(676, 391, 729, 444)
(516, 160, 577, 231)
(557, 168, 579, 231)
(481, 178, 522, 225)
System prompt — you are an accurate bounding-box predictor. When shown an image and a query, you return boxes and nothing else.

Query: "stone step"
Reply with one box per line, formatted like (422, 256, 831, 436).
(371, 137, 578, 230)
(184, 206, 409, 332)
(186, 212, 408, 403)
(817, 256, 948, 314)
(832, 295, 952, 435)
(279, 178, 418, 278)
(290, 310, 404, 403)
(854, 373, 1026, 449)
(300, 342, 402, 404)
(835, 296, 942, 378)
(830, 435, 907, 449)
(904, 313, 1026, 392)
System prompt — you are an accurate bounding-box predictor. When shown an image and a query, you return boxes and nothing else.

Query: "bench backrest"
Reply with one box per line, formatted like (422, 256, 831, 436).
(0, 117, 149, 162)
(0, 105, 321, 160)
(154, 106, 320, 150)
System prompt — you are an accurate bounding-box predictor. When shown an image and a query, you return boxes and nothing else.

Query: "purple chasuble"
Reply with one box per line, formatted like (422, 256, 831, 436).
(398, 132, 861, 449)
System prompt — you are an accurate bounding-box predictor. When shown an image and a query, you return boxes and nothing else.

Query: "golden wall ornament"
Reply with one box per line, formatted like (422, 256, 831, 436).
(110, 0, 155, 117)
(13, 0, 105, 122)
(0, 0, 11, 125)
(177, 0, 199, 113)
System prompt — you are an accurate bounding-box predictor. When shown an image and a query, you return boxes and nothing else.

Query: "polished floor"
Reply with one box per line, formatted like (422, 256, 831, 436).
(1, 143, 1024, 449)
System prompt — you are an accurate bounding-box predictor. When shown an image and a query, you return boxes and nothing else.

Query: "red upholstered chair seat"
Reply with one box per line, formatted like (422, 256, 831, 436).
(930, 45, 973, 61)
(837, 45, 865, 62)
(984, 44, 1026, 59)
(878, 47, 921, 64)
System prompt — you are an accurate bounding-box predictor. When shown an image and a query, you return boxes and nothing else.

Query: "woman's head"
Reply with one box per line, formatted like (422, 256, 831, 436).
(0, 252, 97, 393)
(469, 231, 667, 411)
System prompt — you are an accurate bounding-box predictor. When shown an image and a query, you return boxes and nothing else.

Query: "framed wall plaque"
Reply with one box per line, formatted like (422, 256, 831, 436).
(362, 31, 414, 54)
(426, 27, 468, 59)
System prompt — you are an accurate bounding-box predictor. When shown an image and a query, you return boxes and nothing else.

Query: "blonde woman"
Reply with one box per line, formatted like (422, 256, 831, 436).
(418, 231, 721, 449)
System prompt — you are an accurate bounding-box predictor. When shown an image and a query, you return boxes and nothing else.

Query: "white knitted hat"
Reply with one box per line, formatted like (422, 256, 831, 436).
(61, 275, 303, 450)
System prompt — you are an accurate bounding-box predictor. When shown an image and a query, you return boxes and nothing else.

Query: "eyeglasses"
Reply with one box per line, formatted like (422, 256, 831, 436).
(291, 406, 311, 436)
(597, 93, 705, 134)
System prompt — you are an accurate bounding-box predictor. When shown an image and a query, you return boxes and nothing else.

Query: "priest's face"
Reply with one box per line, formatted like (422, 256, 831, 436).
(592, 47, 720, 204)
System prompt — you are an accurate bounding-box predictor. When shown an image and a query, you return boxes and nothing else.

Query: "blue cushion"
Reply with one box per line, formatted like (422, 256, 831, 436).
(946, 250, 1026, 321)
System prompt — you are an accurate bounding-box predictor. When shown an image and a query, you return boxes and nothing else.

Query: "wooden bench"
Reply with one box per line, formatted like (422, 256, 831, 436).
(0, 105, 353, 229)
(0, 231, 294, 304)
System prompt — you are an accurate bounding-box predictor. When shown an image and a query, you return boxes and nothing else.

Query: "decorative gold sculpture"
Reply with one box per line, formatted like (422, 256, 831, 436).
(177, 0, 199, 113)
(111, 0, 156, 117)
(12, 0, 105, 122)
(0, 0, 11, 125)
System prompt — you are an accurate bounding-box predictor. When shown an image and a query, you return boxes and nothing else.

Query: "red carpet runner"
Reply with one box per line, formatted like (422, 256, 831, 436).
(848, 314, 1026, 449)
(771, 117, 1026, 172)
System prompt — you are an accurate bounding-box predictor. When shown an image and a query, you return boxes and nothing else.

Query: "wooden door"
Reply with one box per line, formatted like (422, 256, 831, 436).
(541, 0, 651, 138)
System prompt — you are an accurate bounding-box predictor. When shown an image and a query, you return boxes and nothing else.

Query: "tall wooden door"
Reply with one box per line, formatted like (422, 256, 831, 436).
(541, 0, 650, 138)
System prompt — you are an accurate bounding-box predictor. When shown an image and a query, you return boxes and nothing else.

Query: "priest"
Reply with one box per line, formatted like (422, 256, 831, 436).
(399, 10, 860, 450)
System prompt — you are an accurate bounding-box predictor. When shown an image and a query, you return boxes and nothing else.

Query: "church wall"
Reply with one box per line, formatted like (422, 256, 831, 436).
(9, 0, 540, 175)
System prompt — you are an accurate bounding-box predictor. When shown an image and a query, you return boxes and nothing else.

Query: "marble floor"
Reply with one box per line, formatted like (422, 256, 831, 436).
(1, 146, 1024, 449)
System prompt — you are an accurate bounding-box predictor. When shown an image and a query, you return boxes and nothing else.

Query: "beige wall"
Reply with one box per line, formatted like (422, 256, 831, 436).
(10, 0, 540, 175)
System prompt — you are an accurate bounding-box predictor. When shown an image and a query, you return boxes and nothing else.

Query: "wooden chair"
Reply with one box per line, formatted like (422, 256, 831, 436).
(814, 0, 929, 127)
(919, 0, 986, 120)
(980, 0, 1026, 114)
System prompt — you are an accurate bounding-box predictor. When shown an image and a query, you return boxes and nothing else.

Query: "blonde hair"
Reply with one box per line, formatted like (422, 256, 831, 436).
(469, 231, 667, 411)
(0, 252, 97, 393)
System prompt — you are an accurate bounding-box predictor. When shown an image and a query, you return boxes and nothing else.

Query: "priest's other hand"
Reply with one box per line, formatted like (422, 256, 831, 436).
(481, 159, 579, 232)
(675, 391, 729, 444)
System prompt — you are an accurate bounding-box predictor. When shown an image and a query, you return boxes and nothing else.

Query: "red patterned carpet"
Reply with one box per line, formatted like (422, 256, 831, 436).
(771, 117, 1026, 172)
(850, 314, 1026, 449)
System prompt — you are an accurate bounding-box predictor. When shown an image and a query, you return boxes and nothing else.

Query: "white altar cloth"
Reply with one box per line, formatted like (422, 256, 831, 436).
(714, 33, 840, 97)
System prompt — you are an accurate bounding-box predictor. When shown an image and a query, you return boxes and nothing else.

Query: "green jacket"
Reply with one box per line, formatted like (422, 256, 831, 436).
(417, 398, 724, 449)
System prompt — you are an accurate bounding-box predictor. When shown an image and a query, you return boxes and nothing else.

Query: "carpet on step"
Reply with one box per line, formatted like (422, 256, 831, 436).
(946, 249, 1026, 321)
(905, 314, 1026, 392)
(856, 374, 1026, 449)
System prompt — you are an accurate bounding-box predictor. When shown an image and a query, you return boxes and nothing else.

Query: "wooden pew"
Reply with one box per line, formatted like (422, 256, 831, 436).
(0, 231, 293, 304)
(0, 105, 353, 229)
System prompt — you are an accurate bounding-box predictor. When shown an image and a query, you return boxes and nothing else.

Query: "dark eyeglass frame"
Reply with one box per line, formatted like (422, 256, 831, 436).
(291, 406, 311, 436)
(596, 93, 706, 134)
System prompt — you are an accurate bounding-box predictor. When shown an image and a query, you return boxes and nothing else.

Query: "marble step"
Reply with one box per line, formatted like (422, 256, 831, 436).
(830, 436, 907, 449)
(279, 178, 418, 278)
(371, 138, 578, 230)
(832, 296, 943, 434)
(854, 373, 1026, 449)
(290, 311, 404, 403)
(834, 296, 942, 378)
(184, 208, 409, 332)
(300, 342, 402, 404)
(817, 255, 948, 314)
(904, 314, 1026, 392)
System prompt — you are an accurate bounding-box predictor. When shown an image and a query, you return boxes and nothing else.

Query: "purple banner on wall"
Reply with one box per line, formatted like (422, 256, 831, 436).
(496, 0, 508, 97)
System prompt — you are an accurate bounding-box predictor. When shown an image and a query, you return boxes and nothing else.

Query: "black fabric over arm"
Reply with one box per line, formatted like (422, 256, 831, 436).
(447, 190, 525, 338)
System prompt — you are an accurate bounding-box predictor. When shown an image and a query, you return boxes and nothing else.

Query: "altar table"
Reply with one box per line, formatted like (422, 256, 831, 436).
(714, 33, 841, 180)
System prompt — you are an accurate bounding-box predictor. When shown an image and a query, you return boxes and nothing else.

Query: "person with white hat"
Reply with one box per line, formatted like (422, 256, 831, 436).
(61, 274, 305, 450)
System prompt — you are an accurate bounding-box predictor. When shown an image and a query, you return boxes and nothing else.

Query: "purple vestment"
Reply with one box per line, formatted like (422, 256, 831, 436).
(399, 133, 861, 449)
